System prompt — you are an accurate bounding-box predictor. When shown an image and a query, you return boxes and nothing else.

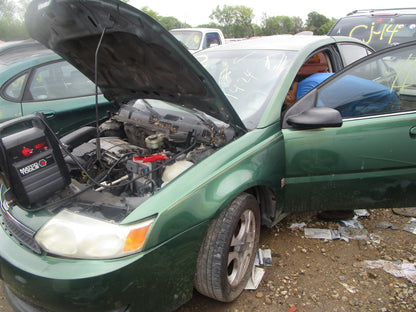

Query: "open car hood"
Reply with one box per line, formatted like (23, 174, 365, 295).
(25, 0, 245, 130)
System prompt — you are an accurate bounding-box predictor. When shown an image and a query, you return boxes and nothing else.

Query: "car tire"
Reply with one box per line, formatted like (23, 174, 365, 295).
(194, 192, 260, 302)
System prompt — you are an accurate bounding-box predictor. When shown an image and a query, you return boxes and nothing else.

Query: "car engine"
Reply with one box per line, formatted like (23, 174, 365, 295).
(0, 99, 236, 222)
(44, 99, 237, 220)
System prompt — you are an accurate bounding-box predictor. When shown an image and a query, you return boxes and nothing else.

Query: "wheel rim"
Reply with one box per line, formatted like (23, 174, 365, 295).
(227, 209, 256, 286)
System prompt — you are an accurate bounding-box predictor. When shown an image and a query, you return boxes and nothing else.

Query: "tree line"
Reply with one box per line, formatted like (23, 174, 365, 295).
(142, 5, 336, 38)
(0, 1, 336, 42)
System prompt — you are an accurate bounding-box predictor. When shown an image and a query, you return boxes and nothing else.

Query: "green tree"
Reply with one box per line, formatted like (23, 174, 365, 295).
(292, 16, 304, 34)
(306, 11, 330, 35)
(197, 22, 221, 29)
(140, 6, 160, 21)
(0, 0, 30, 41)
(261, 14, 294, 35)
(159, 16, 189, 30)
(210, 5, 254, 38)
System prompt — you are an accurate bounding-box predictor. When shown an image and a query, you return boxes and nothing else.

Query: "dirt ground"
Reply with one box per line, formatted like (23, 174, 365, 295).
(1, 208, 416, 312)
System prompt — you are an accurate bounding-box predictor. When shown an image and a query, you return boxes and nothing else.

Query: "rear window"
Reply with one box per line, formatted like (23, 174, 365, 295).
(329, 14, 416, 51)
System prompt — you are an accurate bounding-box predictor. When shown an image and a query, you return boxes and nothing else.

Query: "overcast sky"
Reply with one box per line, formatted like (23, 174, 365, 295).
(129, 0, 415, 26)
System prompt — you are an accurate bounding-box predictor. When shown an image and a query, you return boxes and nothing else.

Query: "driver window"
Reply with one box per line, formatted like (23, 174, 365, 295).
(204, 33, 221, 49)
(316, 44, 416, 118)
(283, 52, 333, 111)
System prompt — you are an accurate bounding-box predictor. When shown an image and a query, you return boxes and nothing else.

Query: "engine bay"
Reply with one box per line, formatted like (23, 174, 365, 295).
(0, 100, 236, 222)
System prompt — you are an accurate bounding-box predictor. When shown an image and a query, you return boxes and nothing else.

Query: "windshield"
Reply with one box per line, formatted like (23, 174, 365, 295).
(329, 15, 416, 51)
(170, 30, 202, 51)
(196, 49, 296, 129)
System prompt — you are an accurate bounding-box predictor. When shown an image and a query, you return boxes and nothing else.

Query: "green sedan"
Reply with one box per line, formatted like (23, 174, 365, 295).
(0, 50, 115, 136)
(0, 1, 415, 312)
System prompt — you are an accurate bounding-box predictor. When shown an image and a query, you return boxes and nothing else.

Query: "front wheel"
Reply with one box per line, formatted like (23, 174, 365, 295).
(194, 193, 260, 302)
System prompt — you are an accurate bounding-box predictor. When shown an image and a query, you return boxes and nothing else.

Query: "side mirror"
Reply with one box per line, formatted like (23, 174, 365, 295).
(287, 106, 342, 129)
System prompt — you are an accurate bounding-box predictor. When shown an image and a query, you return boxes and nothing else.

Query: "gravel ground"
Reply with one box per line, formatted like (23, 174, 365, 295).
(1, 208, 416, 312)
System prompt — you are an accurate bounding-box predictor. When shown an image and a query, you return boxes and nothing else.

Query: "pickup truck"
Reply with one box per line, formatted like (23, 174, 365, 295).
(169, 28, 225, 53)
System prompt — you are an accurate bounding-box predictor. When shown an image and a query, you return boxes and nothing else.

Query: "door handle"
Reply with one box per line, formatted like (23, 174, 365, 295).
(409, 126, 416, 138)
(36, 110, 56, 119)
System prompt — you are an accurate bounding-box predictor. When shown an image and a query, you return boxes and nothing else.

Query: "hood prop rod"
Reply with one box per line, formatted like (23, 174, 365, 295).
(94, 27, 107, 163)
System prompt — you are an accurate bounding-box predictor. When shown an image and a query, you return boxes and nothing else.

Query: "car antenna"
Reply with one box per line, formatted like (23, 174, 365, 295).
(94, 27, 107, 162)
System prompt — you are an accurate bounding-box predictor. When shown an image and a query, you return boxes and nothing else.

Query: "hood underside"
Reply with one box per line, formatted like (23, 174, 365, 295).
(25, 0, 245, 130)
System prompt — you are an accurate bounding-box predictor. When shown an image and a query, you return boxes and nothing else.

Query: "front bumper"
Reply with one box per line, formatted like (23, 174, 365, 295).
(0, 218, 209, 312)
(3, 284, 128, 312)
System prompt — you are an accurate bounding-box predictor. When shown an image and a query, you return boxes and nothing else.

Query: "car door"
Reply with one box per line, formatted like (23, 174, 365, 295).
(282, 41, 416, 212)
(21, 60, 111, 136)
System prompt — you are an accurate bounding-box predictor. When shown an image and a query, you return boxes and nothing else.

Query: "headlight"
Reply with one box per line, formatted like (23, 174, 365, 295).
(35, 210, 155, 259)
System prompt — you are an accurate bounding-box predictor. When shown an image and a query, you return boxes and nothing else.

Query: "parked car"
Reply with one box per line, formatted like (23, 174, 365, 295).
(328, 8, 416, 51)
(0, 49, 115, 136)
(2, 1, 415, 312)
(170, 28, 225, 53)
(0, 39, 46, 57)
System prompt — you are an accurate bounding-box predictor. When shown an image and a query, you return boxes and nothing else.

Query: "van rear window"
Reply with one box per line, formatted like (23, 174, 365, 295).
(328, 15, 416, 51)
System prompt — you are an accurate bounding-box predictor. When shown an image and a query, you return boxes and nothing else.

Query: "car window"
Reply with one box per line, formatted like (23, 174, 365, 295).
(197, 50, 297, 129)
(283, 51, 334, 111)
(337, 43, 372, 65)
(316, 43, 416, 118)
(3, 73, 28, 101)
(26, 61, 96, 101)
(170, 30, 202, 50)
(203, 33, 221, 49)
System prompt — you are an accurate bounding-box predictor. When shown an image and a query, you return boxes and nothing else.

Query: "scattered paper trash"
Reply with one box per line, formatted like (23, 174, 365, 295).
(304, 228, 340, 240)
(362, 259, 416, 284)
(338, 225, 368, 241)
(246, 248, 271, 289)
(338, 219, 368, 241)
(255, 248, 272, 267)
(262, 249, 272, 266)
(245, 266, 265, 290)
(403, 218, 416, 235)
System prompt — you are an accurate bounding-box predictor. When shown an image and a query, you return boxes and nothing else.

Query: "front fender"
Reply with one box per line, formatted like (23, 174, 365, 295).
(126, 125, 285, 250)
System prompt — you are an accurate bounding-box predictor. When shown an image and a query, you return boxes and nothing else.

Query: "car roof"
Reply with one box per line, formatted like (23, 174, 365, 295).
(0, 39, 47, 57)
(170, 28, 223, 33)
(0, 49, 60, 67)
(202, 35, 365, 52)
(0, 50, 62, 81)
(346, 8, 416, 16)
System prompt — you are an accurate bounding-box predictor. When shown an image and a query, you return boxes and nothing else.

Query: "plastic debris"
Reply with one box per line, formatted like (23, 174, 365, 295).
(339, 282, 357, 293)
(376, 221, 400, 230)
(289, 222, 306, 230)
(245, 266, 265, 290)
(304, 228, 340, 240)
(338, 225, 368, 241)
(255, 248, 272, 267)
(340, 219, 364, 229)
(362, 260, 416, 284)
(354, 209, 370, 217)
(337, 219, 368, 241)
(403, 218, 416, 234)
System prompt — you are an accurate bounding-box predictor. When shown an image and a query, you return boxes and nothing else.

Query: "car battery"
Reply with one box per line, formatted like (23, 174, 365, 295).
(0, 115, 70, 209)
